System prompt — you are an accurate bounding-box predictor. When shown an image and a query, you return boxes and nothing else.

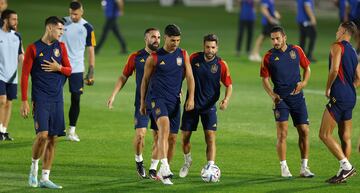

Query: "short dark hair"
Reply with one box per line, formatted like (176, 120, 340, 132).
(270, 26, 286, 36)
(45, 16, 64, 27)
(341, 21, 357, 36)
(1, 9, 16, 21)
(69, 1, 82, 10)
(164, 24, 181, 36)
(203, 34, 218, 44)
(144, 27, 159, 36)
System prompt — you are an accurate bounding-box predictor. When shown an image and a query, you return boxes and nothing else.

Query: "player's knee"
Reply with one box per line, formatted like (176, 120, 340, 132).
(0, 97, 6, 107)
(319, 132, 328, 141)
(36, 133, 49, 143)
(168, 135, 177, 146)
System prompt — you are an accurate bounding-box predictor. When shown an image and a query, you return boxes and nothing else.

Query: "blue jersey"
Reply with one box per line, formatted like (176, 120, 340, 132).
(260, 44, 310, 97)
(297, 0, 315, 23)
(148, 47, 186, 103)
(328, 41, 358, 104)
(239, 0, 256, 21)
(102, 0, 121, 19)
(261, 0, 276, 25)
(349, 0, 360, 20)
(21, 40, 72, 102)
(339, 0, 350, 21)
(189, 52, 232, 110)
(122, 48, 149, 106)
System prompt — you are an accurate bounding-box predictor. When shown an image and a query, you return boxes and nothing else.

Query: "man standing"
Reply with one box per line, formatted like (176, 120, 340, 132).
(235, 0, 256, 56)
(249, 0, 280, 62)
(95, 0, 127, 54)
(260, 26, 315, 178)
(60, 1, 96, 142)
(140, 24, 195, 185)
(107, 28, 161, 179)
(21, 16, 72, 189)
(0, 9, 22, 141)
(178, 34, 232, 178)
(319, 21, 359, 184)
(297, 0, 317, 62)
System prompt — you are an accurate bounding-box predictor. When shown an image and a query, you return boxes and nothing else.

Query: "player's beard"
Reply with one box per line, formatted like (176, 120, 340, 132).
(148, 42, 159, 51)
(274, 41, 284, 50)
(205, 52, 216, 61)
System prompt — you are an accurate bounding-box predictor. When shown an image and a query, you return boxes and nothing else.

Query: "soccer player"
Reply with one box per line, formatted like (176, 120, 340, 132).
(260, 26, 315, 178)
(0, 9, 22, 141)
(60, 1, 96, 142)
(95, 0, 127, 55)
(21, 16, 72, 189)
(235, 0, 256, 56)
(249, 0, 280, 62)
(140, 24, 195, 185)
(297, 0, 317, 62)
(107, 28, 161, 179)
(178, 34, 232, 178)
(319, 21, 360, 184)
(334, 0, 350, 22)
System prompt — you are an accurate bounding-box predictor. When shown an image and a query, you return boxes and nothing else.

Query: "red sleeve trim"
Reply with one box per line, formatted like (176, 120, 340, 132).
(122, 52, 137, 77)
(189, 52, 199, 64)
(219, 59, 232, 87)
(336, 42, 345, 83)
(151, 52, 158, 66)
(260, 51, 272, 77)
(21, 44, 36, 101)
(293, 45, 310, 69)
(60, 42, 72, 76)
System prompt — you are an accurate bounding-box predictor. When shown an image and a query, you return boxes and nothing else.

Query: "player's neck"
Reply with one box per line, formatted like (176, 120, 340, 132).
(280, 44, 288, 52)
(1, 24, 10, 32)
(164, 45, 176, 53)
(204, 55, 215, 62)
(41, 34, 56, 45)
(145, 47, 156, 54)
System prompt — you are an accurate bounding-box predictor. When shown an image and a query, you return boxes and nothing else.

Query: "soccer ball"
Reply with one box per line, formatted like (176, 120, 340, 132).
(201, 164, 221, 182)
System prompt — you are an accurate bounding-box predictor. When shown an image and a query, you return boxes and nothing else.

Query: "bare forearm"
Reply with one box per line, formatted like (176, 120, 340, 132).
(262, 78, 275, 98)
(224, 85, 233, 101)
(305, 5, 316, 22)
(88, 47, 95, 68)
(186, 75, 195, 100)
(326, 71, 338, 90)
(302, 68, 311, 86)
(111, 76, 127, 97)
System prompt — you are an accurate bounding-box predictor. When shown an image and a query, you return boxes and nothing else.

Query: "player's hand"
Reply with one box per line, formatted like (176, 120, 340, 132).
(292, 82, 305, 95)
(185, 99, 194, 111)
(140, 101, 146, 115)
(272, 93, 282, 104)
(325, 88, 331, 99)
(310, 18, 317, 26)
(20, 101, 30, 118)
(219, 98, 229, 111)
(107, 96, 115, 109)
(84, 66, 95, 86)
(41, 57, 61, 72)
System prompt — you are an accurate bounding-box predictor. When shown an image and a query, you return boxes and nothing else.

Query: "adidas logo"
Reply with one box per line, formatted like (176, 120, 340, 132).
(275, 57, 279, 61)
(160, 61, 165, 65)
(39, 52, 44, 57)
(140, 58, 145, 62)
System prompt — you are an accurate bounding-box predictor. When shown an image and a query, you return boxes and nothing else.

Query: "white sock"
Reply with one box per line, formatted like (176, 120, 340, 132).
(339, 158, 352, 170)
(208, 160, 215, 166)
(0, 123, 3, 133)
(135, 154, 143, 162)
(3, 127, 7, 133)
(41, 170, 50, 181)
(31, 158, 39, 176)
(160, 158, 169, 167)
(301, 159, 308, 168)
(184, 152, 192, 163)
(69, 126, 76, 134)
(150, 159, 159, 170)
(280, 160, 287, 167)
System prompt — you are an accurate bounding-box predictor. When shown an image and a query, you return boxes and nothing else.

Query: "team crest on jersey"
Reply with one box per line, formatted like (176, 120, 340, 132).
(53, 48, 60, 57)
(176, 57, 182, 66)
(289, 50, 296, 60)
(194, 63, 200, 67)
(275, 110, 280, 119)
(140, 58, 145, 63)
(155, 108, 161, 116)
(211, 64, 218, 73)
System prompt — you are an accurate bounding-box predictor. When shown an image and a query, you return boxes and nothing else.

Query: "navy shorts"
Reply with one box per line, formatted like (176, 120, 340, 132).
(134, 105, 157, 130)
(149, 98, 180, 134)
(0, 80, 17, 100)
(33, 101, 66, 137)
(273, 92, 309, 126)
(68, 73, 84, 94)
(326, 100, 355, 123)
(181, 106, 217, 131)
